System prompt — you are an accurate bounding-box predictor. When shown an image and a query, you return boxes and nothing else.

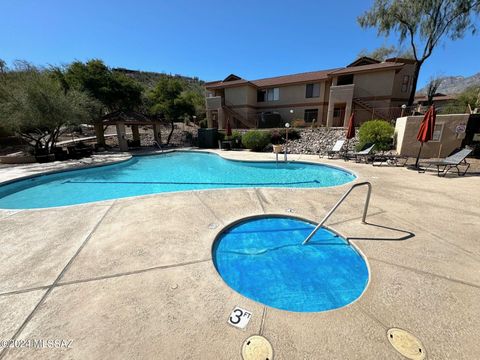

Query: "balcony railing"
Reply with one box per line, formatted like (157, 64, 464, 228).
(205, 96, 223, 110)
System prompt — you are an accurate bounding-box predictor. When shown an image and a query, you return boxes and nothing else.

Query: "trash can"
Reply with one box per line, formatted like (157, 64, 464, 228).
(197, 128, 218, 148)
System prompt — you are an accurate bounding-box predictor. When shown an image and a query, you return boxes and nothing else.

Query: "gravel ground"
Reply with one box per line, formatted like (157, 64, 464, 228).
(287, 128, 358, 155)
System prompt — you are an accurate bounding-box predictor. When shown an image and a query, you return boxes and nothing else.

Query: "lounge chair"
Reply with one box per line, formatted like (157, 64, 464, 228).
(345, 144, 375, 163)
(326, 140, 345, 159)
(372, 151, 409, 167)
(418, 148, 472, 176)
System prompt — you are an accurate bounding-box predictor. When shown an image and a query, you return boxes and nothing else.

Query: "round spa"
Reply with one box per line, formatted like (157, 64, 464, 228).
(213, 216, 369, 312)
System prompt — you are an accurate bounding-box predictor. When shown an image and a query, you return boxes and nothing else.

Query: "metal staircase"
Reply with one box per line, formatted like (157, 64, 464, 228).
(353, 98, 391, 121)
(222, 102, 257, 129)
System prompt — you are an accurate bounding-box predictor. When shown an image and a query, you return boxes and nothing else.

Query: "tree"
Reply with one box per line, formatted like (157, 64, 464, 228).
(358, 45, 414, 61)
(149, 78, 196, 144)
(426, 77, 443, 105)
(0, 63, 96, 154)
(442, 85, 480, 113)
(63, 60, 143, 112)
(358, 0, 480, 106)
(0, 59, 6, 73)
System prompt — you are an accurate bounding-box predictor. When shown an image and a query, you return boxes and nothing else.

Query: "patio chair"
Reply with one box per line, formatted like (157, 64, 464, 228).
(418, 148, 472, 177)
(344, 144, 375, 163)
(372, 151, 409, 167)
(325, 140, 345, 159)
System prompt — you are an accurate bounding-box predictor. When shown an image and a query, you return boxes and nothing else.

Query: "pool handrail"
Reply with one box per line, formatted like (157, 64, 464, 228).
(153, 140, 163, 152)
(302, 181, 372, 245)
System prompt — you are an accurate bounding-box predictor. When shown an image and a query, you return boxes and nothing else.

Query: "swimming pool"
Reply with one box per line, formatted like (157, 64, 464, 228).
(213, 216, 369, 312)
(0, 151, 355, 209)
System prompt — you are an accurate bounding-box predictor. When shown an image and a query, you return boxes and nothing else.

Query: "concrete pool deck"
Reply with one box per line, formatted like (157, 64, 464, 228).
(0, 149, 478, 359)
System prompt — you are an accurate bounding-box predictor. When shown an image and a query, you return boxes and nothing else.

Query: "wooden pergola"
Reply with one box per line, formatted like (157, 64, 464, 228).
(94, 111, 163, 152)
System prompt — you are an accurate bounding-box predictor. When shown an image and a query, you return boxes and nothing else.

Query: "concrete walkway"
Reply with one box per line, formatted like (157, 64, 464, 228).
(0, 150, 478, 359)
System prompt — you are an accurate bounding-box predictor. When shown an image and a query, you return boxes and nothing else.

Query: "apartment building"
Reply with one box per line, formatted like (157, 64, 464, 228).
(205, 57, 416, 129)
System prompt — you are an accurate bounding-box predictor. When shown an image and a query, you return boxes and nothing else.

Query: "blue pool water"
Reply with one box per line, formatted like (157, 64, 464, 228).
(0, 151, 355, 209)
(213, 216, 369, 312)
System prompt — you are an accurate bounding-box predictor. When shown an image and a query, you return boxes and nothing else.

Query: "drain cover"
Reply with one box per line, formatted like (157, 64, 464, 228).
(241, 335, 273, 360)
(387, 328, 425, 360)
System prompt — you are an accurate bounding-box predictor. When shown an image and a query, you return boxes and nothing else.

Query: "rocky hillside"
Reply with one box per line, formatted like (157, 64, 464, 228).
(113, 68, 205, 94)
(418, 72, 480, 94)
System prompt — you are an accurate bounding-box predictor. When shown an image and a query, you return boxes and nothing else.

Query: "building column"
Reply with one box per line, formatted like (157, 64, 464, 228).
(207, 110, 213, 128)
(326, 101, 335, 128)
(132, 125, 140, 142)
(218, 108, 225, 129)
(94, 122, 105, 146)
(116, 122, 129, 152)
(153, 123, 162, 145)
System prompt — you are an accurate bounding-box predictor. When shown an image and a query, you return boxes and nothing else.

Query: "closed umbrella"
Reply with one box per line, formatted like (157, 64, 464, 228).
(346, 113, 355, 140)
(226, 118, 232, 137)
(415, 105, 436, 167)
(344, 113, 355, 157)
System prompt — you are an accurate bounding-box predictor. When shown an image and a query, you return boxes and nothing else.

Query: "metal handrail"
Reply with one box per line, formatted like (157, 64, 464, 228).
(153, 140, 163, 152)
(302, 182, 372, 245)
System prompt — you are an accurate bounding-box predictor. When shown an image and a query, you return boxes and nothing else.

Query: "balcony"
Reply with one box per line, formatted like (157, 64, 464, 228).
(206, 96, 223, 110)
(329, 84, 355, 103)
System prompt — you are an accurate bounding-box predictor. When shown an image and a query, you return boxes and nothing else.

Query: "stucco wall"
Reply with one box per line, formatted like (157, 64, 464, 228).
(353, 70, 395, 98)
(391, 63, 416, 100)
(224, 86, 248, 106)
(395, 114, 470, 158)
(257, 82, 326, 106)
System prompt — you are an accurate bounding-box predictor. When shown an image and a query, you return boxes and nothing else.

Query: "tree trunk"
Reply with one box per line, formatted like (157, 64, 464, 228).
(407, 61, 423, 106)
(166, 120, 174, 145)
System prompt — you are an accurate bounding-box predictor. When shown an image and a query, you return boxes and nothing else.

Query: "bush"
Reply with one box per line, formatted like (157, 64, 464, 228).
(199, 119, 208, 128)
(242, 130, 271, 151)
(357, 120, 394, 151)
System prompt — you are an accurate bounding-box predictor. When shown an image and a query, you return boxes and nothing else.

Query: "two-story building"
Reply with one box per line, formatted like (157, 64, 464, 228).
(205, 57, 416, 129)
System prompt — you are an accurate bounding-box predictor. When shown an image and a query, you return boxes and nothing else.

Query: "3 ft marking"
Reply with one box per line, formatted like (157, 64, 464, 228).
(228, 307, 252, 329)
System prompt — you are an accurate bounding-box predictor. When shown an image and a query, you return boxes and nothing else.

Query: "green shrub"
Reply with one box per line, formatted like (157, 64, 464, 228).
(357, 120, 394, 151)
(199, 119, 208, 128)
(242, 130, 271, 151)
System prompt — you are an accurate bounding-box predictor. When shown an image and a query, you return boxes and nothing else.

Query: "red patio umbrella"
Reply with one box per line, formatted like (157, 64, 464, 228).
(226, 118, 232, 137)
(346, 113, 355, 140)
(415, 105, 436, 167)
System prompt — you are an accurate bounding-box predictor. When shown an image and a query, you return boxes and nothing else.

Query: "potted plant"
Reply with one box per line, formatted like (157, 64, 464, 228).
(271, 130, 284, 154)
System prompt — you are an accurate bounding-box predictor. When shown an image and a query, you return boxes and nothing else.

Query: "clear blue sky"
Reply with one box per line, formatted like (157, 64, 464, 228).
(1, 0, 479, 87)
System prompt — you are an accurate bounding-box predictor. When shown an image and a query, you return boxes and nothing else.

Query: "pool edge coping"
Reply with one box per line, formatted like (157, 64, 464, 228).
(0, 149, 360, 211)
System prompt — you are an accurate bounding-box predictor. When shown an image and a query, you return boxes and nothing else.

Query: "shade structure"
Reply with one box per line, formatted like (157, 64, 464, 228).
(415, 105, 436, 167)
(346, 113, 355, 140)
(226, 118, 232, 137)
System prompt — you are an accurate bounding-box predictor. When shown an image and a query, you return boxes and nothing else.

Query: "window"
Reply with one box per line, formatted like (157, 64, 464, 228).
(401, 75, 410, 93)
(266, 87, 279, 101)
(432, 123, 444, 142)
(333, 107, 342, 117)
(306, 83, 320, 98)
(304, 109, 318, 123)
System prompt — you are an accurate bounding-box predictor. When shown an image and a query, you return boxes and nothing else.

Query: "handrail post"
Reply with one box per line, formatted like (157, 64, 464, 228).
(302, 182, 371, 245)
